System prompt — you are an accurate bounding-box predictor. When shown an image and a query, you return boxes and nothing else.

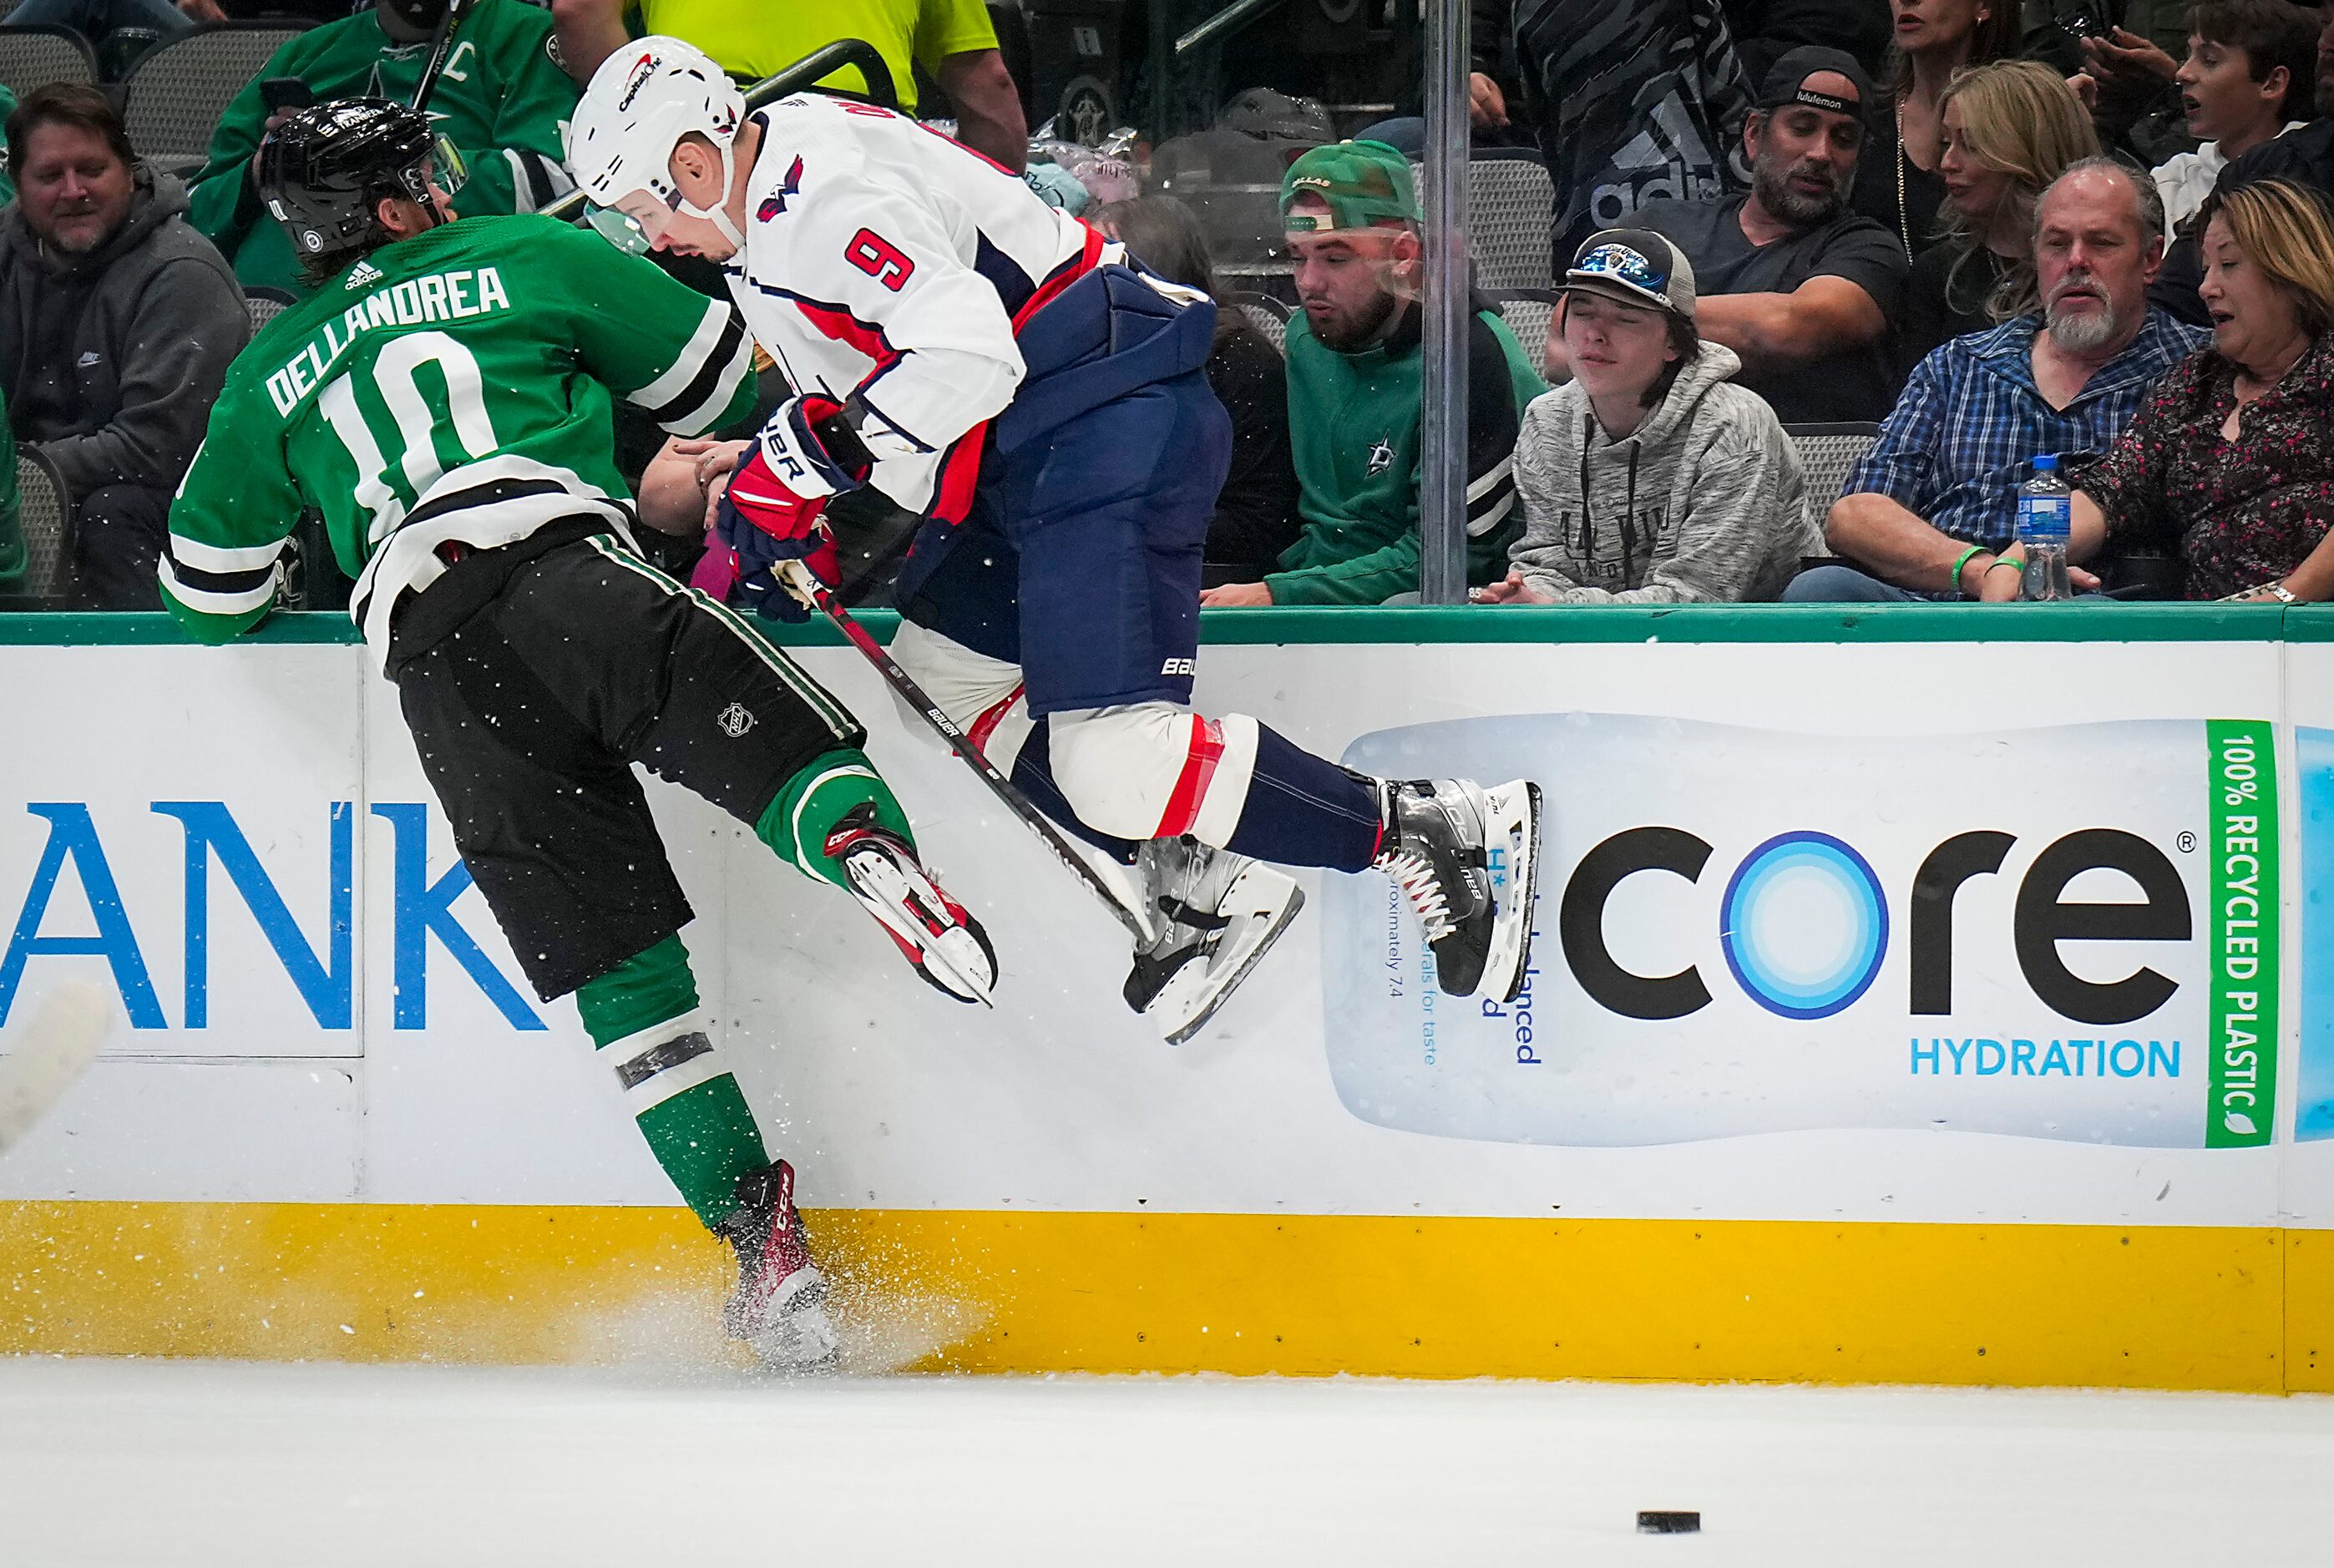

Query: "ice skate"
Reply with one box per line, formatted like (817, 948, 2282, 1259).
(824, 803, 1000, 1005)
(716, 1160, 840, 1373)
(1372, 777, 1542, 1002)
(1121, 836, 1304, 1044)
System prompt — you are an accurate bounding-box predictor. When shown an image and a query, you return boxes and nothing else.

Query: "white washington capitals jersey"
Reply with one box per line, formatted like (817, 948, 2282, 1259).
(727, 94, 1106, 519)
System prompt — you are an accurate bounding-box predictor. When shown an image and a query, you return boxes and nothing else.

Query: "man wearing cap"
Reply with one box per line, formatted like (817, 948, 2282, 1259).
(1199, 140, 1546, 608)
(1583, 45, 1908, 427)
(1479, 227, 1815, 605)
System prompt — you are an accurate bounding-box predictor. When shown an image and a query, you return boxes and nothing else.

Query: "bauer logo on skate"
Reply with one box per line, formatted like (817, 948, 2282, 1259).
(1329, 715, 2276, 1150)
(0, 799, 543, 1038)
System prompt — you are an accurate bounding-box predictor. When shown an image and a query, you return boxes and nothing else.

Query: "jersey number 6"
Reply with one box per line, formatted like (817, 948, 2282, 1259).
(844, 229, 914, 291)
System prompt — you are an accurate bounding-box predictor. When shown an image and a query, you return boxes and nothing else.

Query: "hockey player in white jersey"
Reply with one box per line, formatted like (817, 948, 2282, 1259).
(565, 40, 1544, 1035)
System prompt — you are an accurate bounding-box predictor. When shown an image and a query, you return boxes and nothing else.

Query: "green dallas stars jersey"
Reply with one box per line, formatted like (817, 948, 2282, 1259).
(162, 214, 755, 657)
(187, 0, 580, 299)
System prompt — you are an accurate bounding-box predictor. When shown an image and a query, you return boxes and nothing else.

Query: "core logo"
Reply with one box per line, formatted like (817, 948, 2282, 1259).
(1560, 825, 2189, 1026)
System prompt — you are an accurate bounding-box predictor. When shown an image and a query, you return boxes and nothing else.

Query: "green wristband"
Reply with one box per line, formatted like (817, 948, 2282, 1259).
(1948, 544, 1985, 598)
(1986, 556, 2023, 574)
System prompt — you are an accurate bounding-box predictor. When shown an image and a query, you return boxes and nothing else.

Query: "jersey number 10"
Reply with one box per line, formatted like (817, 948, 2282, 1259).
(317, 331, 500, 535)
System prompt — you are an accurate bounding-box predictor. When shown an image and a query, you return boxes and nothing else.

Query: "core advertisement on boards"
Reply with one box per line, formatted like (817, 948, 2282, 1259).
(1326, 715, 2278, 1151)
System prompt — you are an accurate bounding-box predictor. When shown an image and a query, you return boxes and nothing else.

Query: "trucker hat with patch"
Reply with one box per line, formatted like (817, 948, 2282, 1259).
(1280, 139, 1420, 232)
(1562, 228, 1698, 321)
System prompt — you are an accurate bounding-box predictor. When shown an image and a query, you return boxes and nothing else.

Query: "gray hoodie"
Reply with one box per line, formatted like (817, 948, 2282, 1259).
(0, 164, 247, 501)
(1506, 341, 1815, 604)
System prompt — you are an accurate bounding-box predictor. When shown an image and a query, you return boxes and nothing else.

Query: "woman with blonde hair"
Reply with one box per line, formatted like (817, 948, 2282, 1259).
(1896, 59, 2099, 376)
(2063, 179, 2334, 599)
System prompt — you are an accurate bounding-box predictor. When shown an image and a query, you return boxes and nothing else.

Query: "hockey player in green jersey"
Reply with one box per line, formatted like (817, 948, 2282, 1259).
(164, 99, 1000, 1371)
(187, 0, 578, 300)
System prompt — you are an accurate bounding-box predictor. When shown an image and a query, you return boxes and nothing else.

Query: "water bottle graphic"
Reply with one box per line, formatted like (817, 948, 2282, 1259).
(1326, 713, 2277, 1150)
(2017, 455, 2073, 601)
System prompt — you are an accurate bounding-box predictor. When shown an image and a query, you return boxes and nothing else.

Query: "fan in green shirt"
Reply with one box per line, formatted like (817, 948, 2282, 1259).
(186, 0, 579, 299)
(1202, 141, 1546, 608)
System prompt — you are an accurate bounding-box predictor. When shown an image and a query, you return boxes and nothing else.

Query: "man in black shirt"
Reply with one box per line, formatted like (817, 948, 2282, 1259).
(1566, 45, 1908, 426)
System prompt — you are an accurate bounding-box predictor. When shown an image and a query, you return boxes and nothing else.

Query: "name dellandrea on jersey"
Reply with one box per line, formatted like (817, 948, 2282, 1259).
(161, 215, 755, 667)
(259, 263, 515, 415)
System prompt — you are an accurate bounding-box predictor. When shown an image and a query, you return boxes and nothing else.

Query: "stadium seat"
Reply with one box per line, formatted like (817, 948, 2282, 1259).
(1783, 422, 1881, 512)
(1405, 150, 1555, 297)
(245, 286, 296, 336)
(5, 447, 74, 605)
(0, 25, 98, 100)
(1229, 291, 1288, 356)
(121, 23, 306, 173)
(1491, 291, 1555, 377)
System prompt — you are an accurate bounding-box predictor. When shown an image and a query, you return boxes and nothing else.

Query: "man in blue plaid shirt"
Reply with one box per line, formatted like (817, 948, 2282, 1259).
(1787, 159, 2206, 603)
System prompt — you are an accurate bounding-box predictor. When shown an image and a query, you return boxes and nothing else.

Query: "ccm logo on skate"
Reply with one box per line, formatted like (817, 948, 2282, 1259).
(1560, 826, 2190, 1026)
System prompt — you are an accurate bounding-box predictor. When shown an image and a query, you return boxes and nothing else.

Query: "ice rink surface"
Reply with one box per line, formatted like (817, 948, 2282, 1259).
(5, 1359, 2333, 1565)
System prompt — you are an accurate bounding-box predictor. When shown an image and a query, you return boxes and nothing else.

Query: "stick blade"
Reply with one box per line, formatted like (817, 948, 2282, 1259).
(0, 982, 113, 1155)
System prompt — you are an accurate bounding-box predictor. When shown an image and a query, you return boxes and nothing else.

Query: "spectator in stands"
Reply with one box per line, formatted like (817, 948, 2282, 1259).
(186, 0, 578, 300)
(8, 0, 356, 66)
(0, 87, 15, 209)
(1787, 156, 2204, 600)
(1727, 0, 1897, 80)
(1197, 141, 1545, 606)
(1592, 47, 1907, 426)
(1511, 0, 1758, 260)
(1475, 229, 1815, 605)
(2150, 1, 2334, 320)
(549, 0, 1030, 171)
(1089, 195, 1302, 586)
(2066, 178, 2334, 599)
(2154, 1, 2318, 232)
(1854, 0, 2023, 255)
(1897, 59, 2099, 377)
(0, 84, 246, 609)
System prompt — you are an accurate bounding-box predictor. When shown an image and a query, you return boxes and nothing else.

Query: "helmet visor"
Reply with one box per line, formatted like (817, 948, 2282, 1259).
(428, 134, 469, 199)
(585, 187, 681, 256)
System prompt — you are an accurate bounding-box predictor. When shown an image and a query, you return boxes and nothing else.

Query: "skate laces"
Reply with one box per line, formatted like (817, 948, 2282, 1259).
(1382, 850, 1456, 941)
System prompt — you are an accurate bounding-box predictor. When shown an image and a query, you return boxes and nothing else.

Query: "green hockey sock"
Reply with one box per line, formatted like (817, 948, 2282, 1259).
(755, 746, 914, 890)
(575, 933, 767, 1229)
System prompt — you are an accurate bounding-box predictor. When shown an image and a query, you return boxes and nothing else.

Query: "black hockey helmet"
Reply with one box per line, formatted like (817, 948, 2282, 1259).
(256, 98, 467, 276)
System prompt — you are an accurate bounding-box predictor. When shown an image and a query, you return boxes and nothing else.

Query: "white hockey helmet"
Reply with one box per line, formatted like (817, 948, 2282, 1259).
(566, 36, 748, 251)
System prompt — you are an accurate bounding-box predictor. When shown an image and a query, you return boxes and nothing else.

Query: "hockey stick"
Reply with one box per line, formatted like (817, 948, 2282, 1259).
(0, 983, 111, 1159)
(408, 0, 480, 118)
(773, 559, 1152, 943)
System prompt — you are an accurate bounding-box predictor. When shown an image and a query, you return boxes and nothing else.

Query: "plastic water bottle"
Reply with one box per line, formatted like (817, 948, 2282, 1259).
(2017, 455, 2073, 601)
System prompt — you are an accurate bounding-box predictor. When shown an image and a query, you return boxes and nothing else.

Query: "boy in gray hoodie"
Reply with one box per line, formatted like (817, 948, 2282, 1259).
(1476, 228, 1815, 606)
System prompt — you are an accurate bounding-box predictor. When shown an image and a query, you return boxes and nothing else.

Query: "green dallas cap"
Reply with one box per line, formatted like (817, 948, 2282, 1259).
(1280, 139, 1420, 232)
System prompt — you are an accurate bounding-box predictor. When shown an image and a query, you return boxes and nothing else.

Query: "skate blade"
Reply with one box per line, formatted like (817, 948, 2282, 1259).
(845, 852, 997, 1006)
(1146, 870, 1304, 1046)
(1477, 780, 1542, 1005)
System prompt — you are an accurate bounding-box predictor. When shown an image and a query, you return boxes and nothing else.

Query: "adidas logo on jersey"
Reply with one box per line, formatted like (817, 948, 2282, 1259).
(344, 260, 385, 290)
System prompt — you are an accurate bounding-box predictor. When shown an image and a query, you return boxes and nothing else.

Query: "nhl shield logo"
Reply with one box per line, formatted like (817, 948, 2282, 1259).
(717, 702, 755, 738)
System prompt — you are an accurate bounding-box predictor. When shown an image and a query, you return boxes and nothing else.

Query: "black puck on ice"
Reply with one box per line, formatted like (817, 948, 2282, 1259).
(1637, 1510, 1701, 1535)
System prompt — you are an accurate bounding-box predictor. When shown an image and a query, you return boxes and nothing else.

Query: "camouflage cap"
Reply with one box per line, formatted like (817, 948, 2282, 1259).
(1280, 139, 1419, 233)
